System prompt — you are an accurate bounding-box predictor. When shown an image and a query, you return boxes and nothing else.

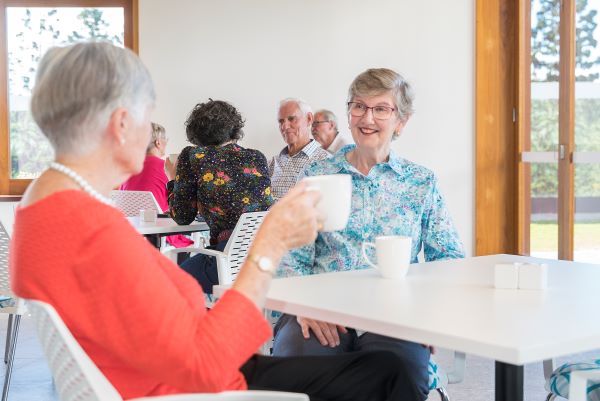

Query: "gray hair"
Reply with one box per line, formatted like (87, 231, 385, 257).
(314, 109, 338, 134)
(279, 97, 312, 117)
(347, 68, 414, 127)
(31, 42, 156, 156)
(147, 122, 166, 153)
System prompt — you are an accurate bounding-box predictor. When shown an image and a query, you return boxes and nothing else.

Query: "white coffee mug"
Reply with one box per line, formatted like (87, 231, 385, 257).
(362, 236, 412, 279)
(302, 174, 351, 232)
(140, 209, 157, 223)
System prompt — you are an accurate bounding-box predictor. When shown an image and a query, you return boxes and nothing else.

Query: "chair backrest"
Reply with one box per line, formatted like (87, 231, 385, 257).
(0, 221, 11, 296)
(26, 300, 123, 401)
(217, 211, 267, 285)
(110, 190, 162, 217)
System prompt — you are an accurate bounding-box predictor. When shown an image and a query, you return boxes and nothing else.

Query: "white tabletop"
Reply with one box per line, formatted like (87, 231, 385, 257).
(215, 254, 600, 366)
(126, 216, 209, 235)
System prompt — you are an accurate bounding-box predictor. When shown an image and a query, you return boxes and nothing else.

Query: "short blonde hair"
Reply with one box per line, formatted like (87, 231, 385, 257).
(31, 42, 155, 156)
(147, 122, 166, 153)
(347, 68, 414, 128)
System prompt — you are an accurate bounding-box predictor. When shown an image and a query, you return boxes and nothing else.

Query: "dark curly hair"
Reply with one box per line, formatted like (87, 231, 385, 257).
(184, 99, 245, 146)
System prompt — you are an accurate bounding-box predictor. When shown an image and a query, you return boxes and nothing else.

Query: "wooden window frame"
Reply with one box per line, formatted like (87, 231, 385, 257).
(0, 0, 138, 195)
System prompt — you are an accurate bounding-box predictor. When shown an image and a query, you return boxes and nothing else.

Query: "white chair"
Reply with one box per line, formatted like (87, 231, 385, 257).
(545, 358, 600, 401)
(0, 221, 26, 401)
(25, 299, 308, 401)
(569, 368, 600, 401)
(110, 190, 162, 217)
(164, 211, 267, 286)
(165, 211, 267, 343)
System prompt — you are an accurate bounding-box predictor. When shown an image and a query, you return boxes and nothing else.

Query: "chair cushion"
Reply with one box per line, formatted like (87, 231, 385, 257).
(546, 360, 600, 400)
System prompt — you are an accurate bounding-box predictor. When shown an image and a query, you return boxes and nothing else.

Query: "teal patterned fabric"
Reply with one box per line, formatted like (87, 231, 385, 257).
(277, 144, 465, 278)
(429, 358, 448, 390)
(547, 360, 600, 400)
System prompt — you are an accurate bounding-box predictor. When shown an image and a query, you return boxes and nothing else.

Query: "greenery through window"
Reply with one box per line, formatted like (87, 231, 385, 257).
(7, 7, 125, 179)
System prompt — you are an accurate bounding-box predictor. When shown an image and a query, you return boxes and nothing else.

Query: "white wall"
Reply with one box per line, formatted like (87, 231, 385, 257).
(139, 0, 475, 255)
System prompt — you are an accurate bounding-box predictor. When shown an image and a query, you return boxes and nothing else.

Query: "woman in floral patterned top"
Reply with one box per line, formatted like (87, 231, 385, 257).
(167, 100, 273, 293)
(272, 69, 465, 401)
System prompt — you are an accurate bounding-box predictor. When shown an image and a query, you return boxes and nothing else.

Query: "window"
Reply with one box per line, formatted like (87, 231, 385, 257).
(476, 0, 600, 263)
(0, 0, 137, 195)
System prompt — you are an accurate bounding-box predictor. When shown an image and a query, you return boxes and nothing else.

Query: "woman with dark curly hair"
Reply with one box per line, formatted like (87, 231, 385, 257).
(166, 99, 273, 294)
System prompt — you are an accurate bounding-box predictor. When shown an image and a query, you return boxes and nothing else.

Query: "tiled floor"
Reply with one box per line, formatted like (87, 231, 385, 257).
(0, 314, 56, 401)
(0, 312, 598, 401)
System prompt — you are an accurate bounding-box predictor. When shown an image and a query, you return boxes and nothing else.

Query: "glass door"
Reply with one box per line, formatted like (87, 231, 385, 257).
(522, 0, 600, 263)
(573, 0, 600, 263)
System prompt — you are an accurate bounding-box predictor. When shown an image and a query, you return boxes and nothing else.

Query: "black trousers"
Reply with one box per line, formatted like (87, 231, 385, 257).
(241, 350, 424, 401)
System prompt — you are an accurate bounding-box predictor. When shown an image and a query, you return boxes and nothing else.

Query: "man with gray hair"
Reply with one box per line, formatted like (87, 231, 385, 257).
(312, 109, 352, 154)
(269, 98, 329, 200)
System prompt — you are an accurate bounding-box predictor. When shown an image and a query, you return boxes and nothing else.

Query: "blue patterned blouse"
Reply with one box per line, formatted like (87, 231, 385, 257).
(277, 145, 465, 277)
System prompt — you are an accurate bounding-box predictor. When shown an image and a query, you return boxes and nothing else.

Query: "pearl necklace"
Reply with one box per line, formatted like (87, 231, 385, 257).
(48, 162, 114, 206)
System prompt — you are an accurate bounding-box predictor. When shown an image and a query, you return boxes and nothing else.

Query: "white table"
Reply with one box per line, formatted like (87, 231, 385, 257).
(215, 254, 600, 401)
(127, 216, 208, 247)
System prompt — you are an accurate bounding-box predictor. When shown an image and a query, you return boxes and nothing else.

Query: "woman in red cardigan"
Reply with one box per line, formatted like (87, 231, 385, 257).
(10, 42, 422, 401)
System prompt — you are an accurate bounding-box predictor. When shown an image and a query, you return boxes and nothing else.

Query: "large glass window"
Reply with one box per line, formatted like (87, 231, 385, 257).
(574, 0, 600, 263)
(522, 0, 600, 262)
(7, 7, 124, 179)
(0, 0, 135, 195)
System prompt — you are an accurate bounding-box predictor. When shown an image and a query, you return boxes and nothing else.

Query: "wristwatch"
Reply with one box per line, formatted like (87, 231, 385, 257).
(247, 254, 276, 276)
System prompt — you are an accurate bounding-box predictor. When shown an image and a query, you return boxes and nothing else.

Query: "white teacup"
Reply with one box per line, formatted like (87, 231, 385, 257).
(302, 174, 351, 232)
(362, 236, 412, 279)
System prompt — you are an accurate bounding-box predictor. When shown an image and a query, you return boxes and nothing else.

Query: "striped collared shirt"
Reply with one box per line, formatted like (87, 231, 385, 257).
(269, 139, 329, 200)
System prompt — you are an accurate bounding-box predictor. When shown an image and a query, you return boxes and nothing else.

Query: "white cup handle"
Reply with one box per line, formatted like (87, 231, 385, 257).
(361, 242, 378, 269)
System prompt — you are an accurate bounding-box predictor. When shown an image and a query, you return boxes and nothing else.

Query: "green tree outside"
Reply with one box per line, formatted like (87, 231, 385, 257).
(8, 7, 124, 178)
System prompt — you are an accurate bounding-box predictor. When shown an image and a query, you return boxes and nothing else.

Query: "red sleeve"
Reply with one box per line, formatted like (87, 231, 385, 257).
(72, 217, 271, 392)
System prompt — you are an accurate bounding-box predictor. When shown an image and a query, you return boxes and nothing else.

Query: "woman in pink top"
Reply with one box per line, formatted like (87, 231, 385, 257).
(120, 122, 193, 248)
(10, 42, 422, 401)
(120, 122, 170, 209)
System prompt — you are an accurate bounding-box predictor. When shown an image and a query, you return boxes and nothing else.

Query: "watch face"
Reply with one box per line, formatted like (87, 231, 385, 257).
(259, 257, 274, 272)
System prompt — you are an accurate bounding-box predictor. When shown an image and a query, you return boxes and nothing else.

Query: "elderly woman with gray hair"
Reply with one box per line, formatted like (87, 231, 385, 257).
(10, 44, 422, 401)
(273, 68, 465, 401)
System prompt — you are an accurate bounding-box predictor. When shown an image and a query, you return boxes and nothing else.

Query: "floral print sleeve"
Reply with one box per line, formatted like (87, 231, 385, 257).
(277, 144, 464, 278)
(169, 144, 273, 245)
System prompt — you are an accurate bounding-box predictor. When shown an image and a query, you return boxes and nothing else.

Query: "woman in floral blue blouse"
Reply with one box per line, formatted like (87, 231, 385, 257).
(272, 69, 465, 401)
(167, 100, 273, 294)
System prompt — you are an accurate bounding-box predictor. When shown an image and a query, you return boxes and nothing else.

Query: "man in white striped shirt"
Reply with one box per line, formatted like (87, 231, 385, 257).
(269, 98, 330, 200)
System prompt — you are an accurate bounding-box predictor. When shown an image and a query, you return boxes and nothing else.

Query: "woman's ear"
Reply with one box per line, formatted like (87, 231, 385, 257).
(108, 108, 129, 145)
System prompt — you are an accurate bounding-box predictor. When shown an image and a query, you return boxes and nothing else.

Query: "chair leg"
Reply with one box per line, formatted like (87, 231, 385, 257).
(3, 315, 13, 364)
(436, 386, 450, 401)
(1, 314, 21, 401)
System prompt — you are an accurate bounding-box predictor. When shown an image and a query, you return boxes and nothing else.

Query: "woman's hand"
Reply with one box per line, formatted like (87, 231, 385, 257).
(256, 181, 322, 254)
(232, 182, 321, 308)
(296, 316, 348, 347)
(164, 156, 177, 181)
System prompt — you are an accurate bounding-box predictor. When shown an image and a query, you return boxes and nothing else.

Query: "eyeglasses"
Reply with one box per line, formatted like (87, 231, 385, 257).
(312, 120, 330, 127)
(347, 102, 396, 120)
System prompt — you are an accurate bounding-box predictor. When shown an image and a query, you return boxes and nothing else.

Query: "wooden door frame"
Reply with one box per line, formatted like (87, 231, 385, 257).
(476, 0, 521, 255)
